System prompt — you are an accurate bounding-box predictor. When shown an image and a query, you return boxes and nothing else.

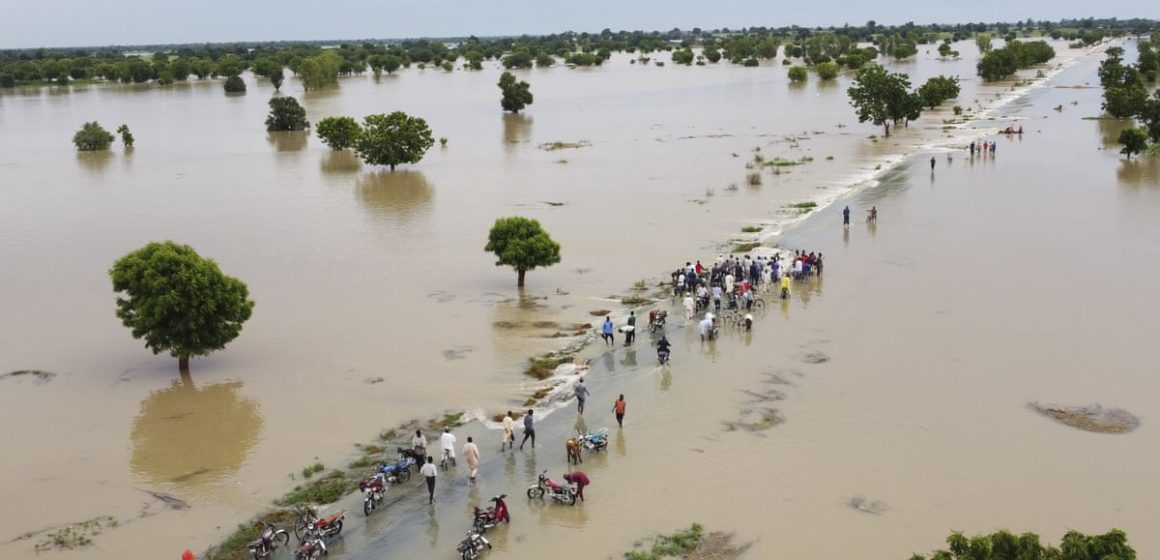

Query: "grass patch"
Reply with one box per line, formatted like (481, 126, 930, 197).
(764, 158, 803, 167)
(434, 412, 465, 429)
(746, 173, 761, 186)
(623, 523, 750, 560)
(525, 355, 564, 380)
(732, 242, 762, 253)
(348, 456, 376, 470)
(278, 471, 355, 506)
(621, 294, 651, 306)
(740, 226, 763, 233)
(302, 462, 324, 479)
(788, 201, 818, 211)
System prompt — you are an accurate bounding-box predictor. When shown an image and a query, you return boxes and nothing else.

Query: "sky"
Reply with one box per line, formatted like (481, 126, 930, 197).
(1, 0, 1157, 49)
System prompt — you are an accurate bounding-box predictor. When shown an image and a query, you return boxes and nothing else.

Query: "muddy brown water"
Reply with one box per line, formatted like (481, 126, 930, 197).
(3, 39, 1157, 559)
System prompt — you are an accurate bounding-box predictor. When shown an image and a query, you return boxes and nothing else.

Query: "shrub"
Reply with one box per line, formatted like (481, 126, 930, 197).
(223, 75, 246, 93)
(788, 66, 809, 82)
(73, 121, 114, 151)
(816, 61, 841, 80)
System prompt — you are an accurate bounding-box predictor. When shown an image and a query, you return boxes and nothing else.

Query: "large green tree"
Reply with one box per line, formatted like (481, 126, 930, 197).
(847, 65, 914, 136)
(485, 217, 562, 288)
(908, 528, 1134, 560)
(1118, 127, 1148, 159)
(315, 116, 362, 150)
(265, 97, 309, 132)
(917, 75, 961, 109)
(110, 241, 254, 372)
(73, 121, 115, 151)
(353, 111, 434, 170)
(498, 71, 533, 113)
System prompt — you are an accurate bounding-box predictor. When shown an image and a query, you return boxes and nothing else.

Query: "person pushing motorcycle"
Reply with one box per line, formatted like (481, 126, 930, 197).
(562, 471, 590, 502)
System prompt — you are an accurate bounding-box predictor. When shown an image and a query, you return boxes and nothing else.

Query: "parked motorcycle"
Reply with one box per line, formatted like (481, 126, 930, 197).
(578, 427, 608, 453)
(527, 469, 577, 505)
(376, 453, 415, 483)
(456, 529, 492, 560)
(397, 446, 425, 464)
(359, 473, 387, 516)
(471, 494, 510, 532)
(658, 347, 671, 365)
(247, 521, 290, 560)
(294, 533, 326, 560)
(293, 506, 345, 543)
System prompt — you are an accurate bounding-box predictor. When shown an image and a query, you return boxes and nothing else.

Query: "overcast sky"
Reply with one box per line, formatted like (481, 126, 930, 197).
(2, 0, 1156, 49)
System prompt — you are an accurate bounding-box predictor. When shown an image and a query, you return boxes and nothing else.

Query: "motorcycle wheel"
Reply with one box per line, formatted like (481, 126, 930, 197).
(310, 547, 323, 560)
(363, 499, 373, 517)
(329, 520, 343, 536)
(527, 487, 544, 499)
(293, 519, 309, 543)
(274, 531, 290, 548)
(566, 493, 577, 506)
(252, 547, 268, 560)
(461, 549, 477, 560)
(398, 468, 411, 483)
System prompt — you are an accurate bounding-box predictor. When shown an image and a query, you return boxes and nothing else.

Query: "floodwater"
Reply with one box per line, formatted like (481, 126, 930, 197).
(2, 38, 1155, 560)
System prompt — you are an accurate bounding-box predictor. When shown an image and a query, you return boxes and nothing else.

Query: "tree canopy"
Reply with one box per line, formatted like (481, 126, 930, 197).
(223, 75, 245, 93)
(315, 116, 362, 150)
(907, 528, 1135, 560)
(1118, 127, 1148, 159)
(788, 65, 809, 82)
(977, 40, 1055, 81)
(109, 241, 254, 372)
(485, 217, 562, 288)
(265, 97, 309, 132)
(917, 75, 961, 109)
(353, 111, 434, 170)
(847, 65, 914, 135)
(73, 121, 114, 151)
(498, 71, 534, 113)
(116, 124, 134, 147)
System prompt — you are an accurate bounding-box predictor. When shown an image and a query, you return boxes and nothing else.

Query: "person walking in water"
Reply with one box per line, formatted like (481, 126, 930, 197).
(519, 409, 536, 450)
(440, 428, 457, 470)
(501, 411, 514, 451)
(412, 429, 427, 464)
(930, 156, 936, 171)
(574, 377, 590, 413)
(625, 311, 636, 346)
(682, 294, 695, 323)
(601, 316, 614, 345)
(842, 206, 851, 227)
(612, 394, 627, 428)
(462, 436, 480, 485)
(420, 457, 438, 504)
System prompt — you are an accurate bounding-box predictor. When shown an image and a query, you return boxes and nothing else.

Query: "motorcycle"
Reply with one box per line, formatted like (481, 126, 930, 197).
(578, 427, 608, 453)
(293, 506, 345, 543)
(472, 494, 510, 532)
(648, 309, 667, 333)
(294, 533, 326, 560)
(397, 446, 425, 464)
(658, 344, 671, 365)
(358, 473, 387, 516)
(456, 529, 492, 560)
(247, 521, 290, 560)
(527, 469, 577, 505)
(376, 453, 415, 483)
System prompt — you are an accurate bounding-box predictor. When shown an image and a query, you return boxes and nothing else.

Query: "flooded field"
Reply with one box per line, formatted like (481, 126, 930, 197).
(3, 38, 1156, 560)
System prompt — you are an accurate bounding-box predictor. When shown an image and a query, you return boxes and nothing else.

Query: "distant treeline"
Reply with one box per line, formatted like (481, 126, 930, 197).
(1, 17, 1155, 89)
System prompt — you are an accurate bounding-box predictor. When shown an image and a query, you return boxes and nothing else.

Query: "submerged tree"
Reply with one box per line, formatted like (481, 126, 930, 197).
(353, 111, 434, 170)
(315, 116, 362, 150)
(1118, 127, 1148, 159)
(116, 124, 134, 147)
(788, 65, 809, 82)
(73, 121, 115, 151)
(498, 71, 534, 113)
(907, 528, 1135, 560)
(485, 217, 562, 288)
(265, 97, 309, 132)
(917, 75, 961, 108)
(847, 65, 914, 136)
(223, 75, 246, 93)
(109, 241, 255, 373)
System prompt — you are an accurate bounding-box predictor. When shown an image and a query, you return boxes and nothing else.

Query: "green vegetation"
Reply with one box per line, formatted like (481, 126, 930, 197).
(1100, 47, 1148, 118)
(1118, 128, 1148, 159)
(109, 241, 254, 372)
(847, 65, 920, 136)
(354, 112, 434, 170)
(223, 75, 245, 93)
(937, 41, 960, 59)
(297, 51, 341, 91)
(732, 242, 762, 253)
(907, 529, 1135, 560)
(977, 40, 1055, 81)
(816, 61, 840, 80)
(485, 216, 562, 287)
(72, 121, 114, 151)
(301, 462, 324, 479)
(278, 471, 354, 506)
(315, 116, 362, 150)
(116, 124, 134, 147)
(917, 75, 961, 109)
(671, 49, 694, 65)
(626, 524, 705, 559)
(789, 201, 818, 210)
(788, 65, 808, 82)
(525, 355, 564, 379)
(498, 71, 533, 113)
(975, 33, 993, 54)
(740, 225, 763, 233)
(265, 97, 309, 132)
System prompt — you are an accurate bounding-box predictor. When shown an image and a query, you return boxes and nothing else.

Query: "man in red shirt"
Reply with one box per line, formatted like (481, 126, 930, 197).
(563, 471, 590, 502)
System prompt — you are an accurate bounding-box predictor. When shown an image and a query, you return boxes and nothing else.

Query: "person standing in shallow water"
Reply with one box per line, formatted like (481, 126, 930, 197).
(519, 409, 535, 450)
(601, 316, 614, 345)
(625, 311, 636, 346)
(930, 156, 936, 171)
(612, 394, 627, 427)
(463, 436, 479, 485)
(420, 456, 437, 504)
(501, 411, 514, 451)
(843, 206, 850, 227)
(574, 377, 590, 413)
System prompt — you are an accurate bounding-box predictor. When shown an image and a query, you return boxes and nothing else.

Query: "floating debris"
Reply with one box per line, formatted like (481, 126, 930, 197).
(1028, 403, 1140, 434)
